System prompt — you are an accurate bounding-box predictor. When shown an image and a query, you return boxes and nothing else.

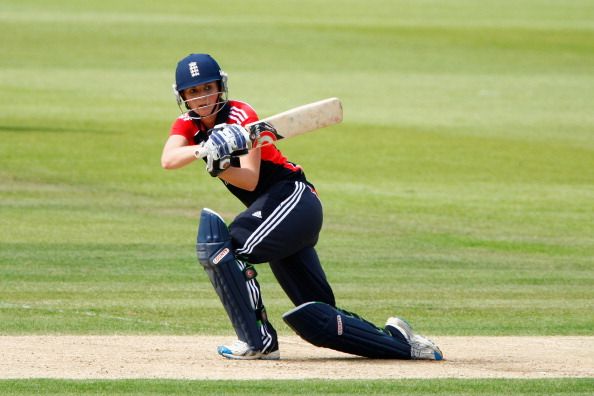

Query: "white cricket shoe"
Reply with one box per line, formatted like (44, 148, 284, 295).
(385, 317, 443, 361)
(217, 340, 280, 360)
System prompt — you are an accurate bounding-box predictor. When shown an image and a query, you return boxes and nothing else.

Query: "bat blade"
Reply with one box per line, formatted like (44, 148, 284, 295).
(195, 98, 343, 158)
(250, 97, 343, 147)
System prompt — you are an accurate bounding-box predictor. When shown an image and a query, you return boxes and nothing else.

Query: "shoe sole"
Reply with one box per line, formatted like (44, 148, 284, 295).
(219, 349, 280, 360)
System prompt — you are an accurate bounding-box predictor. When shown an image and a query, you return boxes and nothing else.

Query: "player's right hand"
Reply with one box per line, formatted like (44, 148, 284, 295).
(205, 124, 251, 160)
(204, 124, 251, 177)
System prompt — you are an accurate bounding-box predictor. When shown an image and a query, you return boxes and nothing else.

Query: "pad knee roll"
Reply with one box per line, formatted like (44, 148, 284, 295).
(196, 208, 234, 268)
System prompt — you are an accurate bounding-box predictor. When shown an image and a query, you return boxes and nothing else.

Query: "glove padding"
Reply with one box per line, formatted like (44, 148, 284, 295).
(248, 121, 277, 140)
(204, 124, 251, 177)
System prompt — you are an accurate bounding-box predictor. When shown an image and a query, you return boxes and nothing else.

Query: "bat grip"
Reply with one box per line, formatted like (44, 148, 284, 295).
(194, 144, 208, 159)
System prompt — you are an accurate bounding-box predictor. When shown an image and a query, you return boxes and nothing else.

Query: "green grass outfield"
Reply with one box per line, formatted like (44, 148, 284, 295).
(0, 379, 593, 396)
(1, 0, 593, 394)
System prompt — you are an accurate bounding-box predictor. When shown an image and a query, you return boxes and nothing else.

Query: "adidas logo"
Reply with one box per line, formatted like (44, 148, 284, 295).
(252, 211, 263, 219)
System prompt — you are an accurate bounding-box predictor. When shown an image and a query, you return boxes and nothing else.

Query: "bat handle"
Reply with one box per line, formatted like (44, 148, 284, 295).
(194, 144, 208, 159)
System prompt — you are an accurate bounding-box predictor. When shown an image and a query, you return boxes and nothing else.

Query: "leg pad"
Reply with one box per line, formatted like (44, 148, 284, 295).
(283, 301, 411, 359)
(196, 208, 271, 351)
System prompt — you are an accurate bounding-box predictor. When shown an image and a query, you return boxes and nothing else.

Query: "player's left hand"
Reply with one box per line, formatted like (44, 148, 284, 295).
(205, 156, 229, 177)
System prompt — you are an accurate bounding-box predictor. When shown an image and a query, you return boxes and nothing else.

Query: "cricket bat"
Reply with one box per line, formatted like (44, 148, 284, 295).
(195, 97, 343, 158)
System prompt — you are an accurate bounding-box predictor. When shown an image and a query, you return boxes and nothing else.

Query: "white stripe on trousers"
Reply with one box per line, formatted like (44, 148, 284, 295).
(236, 181, 306, 257)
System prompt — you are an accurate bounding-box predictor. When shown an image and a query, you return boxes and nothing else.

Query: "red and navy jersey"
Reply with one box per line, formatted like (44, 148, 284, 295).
(169, 100, 310, 207)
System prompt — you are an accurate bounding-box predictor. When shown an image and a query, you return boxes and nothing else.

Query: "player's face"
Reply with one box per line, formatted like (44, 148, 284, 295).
(182, 82, 220, 117)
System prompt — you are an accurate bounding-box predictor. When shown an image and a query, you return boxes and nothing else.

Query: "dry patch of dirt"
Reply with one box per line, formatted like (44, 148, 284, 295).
(1, 336, 592, 379)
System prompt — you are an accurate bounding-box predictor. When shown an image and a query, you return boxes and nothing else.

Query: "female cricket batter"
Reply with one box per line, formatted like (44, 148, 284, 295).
(161, 53, 443, 361)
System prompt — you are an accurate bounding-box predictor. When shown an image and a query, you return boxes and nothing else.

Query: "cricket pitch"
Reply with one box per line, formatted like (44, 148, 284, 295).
(1, 336, 592, 379)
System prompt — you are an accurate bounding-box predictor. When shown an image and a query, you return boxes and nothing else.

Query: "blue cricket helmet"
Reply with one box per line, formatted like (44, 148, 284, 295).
(174, 53, 226, 92)
(173, 53, 229, 117)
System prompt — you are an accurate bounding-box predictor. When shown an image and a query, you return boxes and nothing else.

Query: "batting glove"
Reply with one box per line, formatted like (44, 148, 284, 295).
(204, 124, 251, 176)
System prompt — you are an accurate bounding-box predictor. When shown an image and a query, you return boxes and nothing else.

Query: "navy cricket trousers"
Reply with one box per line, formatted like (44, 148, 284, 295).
(229, 180, 336, 307)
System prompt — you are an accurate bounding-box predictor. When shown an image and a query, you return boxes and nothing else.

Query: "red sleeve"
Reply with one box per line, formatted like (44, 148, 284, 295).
(226, 100, 259, 127)
(169, 114, 199, 142)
